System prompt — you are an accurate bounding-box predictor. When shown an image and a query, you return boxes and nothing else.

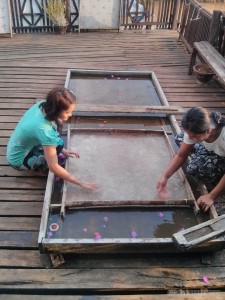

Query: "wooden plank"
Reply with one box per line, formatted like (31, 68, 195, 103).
(0, 166, 47, 177)
(0, 295, 225, 300)
(0, 250, 50, 267)
(0, 202, 43, 216)
(172, 214, 225, 250)
(0, 137, 9, 145)
(0, 110, 27, 117)
(47, 251, 224, 268)
(0, 217, 40, 230)
(0, 124, 17, 131)
(0, 231, 38, 248)
(0, 190, 44, 201)
(0, 116, 21, 123)
(75, 104, 185, 114)
(0, 267, 224, 290)
(0, 147, 7, 155)
(0, 177, 46, 189)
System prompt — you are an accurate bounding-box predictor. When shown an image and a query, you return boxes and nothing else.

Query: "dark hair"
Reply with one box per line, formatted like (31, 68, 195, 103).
(181, 107, 225, 134)
(39, 88, 76, 121)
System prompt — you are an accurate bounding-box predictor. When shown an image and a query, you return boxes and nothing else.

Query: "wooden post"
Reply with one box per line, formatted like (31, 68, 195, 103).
(219, 11, 225, 56)
(172, 0, 180, 30)
(178, 1, 190, 41)
(188, 47, 197, 75)
(209, 10, 222, 49)
(65, 0, 71, 31)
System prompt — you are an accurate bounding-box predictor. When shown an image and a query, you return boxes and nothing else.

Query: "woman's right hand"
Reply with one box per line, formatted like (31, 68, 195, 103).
(157, 176, 169, 199)
(79, 181, 101, 190)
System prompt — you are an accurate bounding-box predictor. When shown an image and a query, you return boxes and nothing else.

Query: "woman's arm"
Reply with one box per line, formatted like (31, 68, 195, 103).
(157, 142, 194, 196)
(197, 174, 225, 212)
(43, 145, 100, 190)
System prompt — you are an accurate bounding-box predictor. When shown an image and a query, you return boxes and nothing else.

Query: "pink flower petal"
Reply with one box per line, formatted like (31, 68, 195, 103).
(203, 276, 209, 283)
(83, 228, 87, 232)
(94, 232, 102, 240)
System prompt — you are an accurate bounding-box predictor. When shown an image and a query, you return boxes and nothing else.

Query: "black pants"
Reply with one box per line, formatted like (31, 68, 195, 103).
(22, 144, 64, 171)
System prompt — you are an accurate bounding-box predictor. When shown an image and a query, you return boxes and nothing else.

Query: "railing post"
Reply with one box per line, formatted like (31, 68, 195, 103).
(220, 12, 225, 56)
(172, 0, 181, 30)
(65, 0, 71, 31)
(178, 1, 190, 41)
(209, 10, 222, 49)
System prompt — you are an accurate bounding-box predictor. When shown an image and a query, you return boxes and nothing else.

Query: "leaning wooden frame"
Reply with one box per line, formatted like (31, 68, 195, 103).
(38, 69, 225, 254)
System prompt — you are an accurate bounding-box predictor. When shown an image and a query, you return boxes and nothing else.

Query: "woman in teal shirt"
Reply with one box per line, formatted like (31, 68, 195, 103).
(7, 87, 100, 190)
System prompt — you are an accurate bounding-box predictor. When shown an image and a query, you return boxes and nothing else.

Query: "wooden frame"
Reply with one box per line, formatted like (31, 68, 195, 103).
(38, 69, 224, 254)
(59, 128, 196, 216)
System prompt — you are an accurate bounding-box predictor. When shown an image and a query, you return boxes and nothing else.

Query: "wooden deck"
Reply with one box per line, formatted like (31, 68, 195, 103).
(1, 30, 225, 298)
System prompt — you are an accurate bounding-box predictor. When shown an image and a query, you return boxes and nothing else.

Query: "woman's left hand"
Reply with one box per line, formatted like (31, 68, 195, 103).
(62, 149, 80, 158)
(197, 194, 214, 212)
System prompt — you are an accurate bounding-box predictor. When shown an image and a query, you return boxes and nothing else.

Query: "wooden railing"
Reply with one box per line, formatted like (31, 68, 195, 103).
(120, 0, 184, 29)
(178, 0, 212, 52)
(9, 0, 79, 33)
(197, 0, 224, 2)
(178, 0, 225, 57)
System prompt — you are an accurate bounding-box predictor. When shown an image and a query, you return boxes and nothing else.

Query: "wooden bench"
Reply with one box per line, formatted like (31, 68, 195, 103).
(188, 41, 225, 87)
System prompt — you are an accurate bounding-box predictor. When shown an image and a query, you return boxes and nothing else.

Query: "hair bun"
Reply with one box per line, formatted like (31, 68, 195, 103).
(211, 111, 221, 124)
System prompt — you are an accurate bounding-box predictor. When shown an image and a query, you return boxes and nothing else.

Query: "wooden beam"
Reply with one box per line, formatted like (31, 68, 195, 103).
(74, 104, 185, 115)
(64, 199, 196, 209)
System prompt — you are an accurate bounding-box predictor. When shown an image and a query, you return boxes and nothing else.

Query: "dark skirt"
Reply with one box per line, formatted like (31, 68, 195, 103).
(175, 133, 225, 186)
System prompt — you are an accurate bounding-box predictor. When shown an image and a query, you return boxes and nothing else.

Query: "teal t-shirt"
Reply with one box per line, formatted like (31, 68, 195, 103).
(7, 101, 63, 167)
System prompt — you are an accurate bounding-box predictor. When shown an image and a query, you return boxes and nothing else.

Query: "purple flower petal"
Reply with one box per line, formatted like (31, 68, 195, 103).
(83, 228, 87, 232)
(58, 153, 65, 159)
(158, 212, 164, 218)
(98, 123, 105, 128)
(214, 203, 221, 209)
(54, 176, 61, 182)
(131, 230, 138, 238)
